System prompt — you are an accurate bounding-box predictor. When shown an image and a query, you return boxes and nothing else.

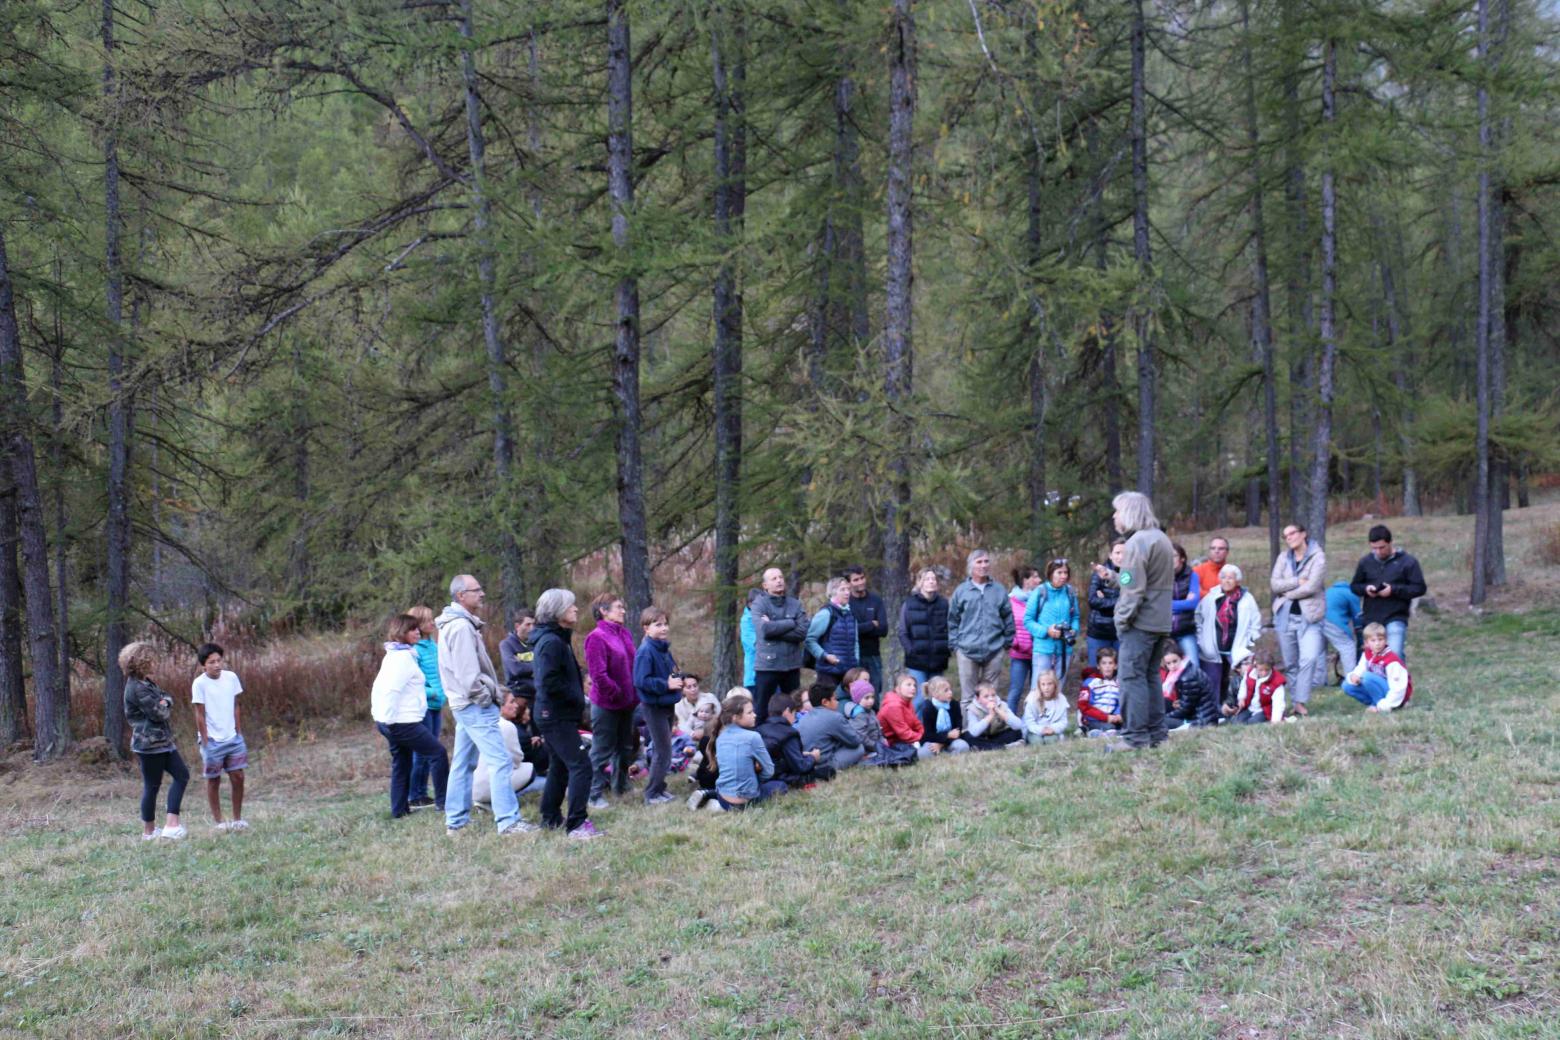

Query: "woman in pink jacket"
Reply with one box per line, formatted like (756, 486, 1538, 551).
(1007, 565, 1042, 714)
(583, 592, 640, 807)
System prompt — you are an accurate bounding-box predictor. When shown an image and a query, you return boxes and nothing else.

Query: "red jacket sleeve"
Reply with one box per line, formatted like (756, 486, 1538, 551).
(1078, 683, 1109, 723)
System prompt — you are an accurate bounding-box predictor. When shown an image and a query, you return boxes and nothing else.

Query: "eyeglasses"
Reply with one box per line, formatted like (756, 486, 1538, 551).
(461, 586, 484, 595)
(1050, 558, 1068, 566)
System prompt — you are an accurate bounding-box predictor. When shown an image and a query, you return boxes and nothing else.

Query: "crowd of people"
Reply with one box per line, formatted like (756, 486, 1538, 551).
(120, 492, 1428, 840)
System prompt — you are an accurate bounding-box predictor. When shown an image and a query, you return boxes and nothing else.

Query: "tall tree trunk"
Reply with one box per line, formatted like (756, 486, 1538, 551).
(1307, 38, 1338, 547)
(0, 229, 67, 760)
(523, 28, 561, 593)
(607, 0, 652, 628)
(0, 486, 24, 745)
(1501, 188, 1522, 512)
(459, 0, 524, 619)
(1091, 147, 1123, 493)
(711, 8, 746, 695)
(1129, 0, 1155, 498)
(1024, 24, 1047, 550)
(1471, 0, 1495, 605)
(50, 257, 69, 689)
(1280, 0, 1312, 524)
(882, 0, 916, 674)
(1240, 0, 1281, 560)
(102, 0, 130, 758)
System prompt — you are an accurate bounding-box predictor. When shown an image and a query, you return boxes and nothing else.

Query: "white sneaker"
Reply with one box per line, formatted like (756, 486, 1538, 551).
(141, 829, 161, 841)
(160, 825, 188, 840)
(213, 821, 232, 833)
(499, 820, 541, 835)
(704, 799, 726, 813)
(228, 819, 249, 832)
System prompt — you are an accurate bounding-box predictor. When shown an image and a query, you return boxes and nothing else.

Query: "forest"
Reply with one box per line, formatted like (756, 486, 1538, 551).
(1, 0, 1556, 762)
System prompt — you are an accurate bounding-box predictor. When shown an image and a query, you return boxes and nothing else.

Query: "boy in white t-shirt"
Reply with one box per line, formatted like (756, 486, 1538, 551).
(192, 643, 248, 831)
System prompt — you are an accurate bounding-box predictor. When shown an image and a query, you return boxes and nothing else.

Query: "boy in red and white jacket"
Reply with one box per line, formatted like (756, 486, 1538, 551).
(1226, 649, 1288, 724)
(1077, 647, 1124, 736)
(1342, 622, 1413, 712)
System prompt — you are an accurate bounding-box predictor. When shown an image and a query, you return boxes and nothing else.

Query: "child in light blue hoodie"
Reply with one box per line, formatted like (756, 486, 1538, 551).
(711, 693, 787, 811)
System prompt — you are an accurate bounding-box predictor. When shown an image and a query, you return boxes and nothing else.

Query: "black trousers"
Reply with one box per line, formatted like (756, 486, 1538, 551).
(753, 669, 801, 721)
(377, 721, 449, 817)
(137, 750, 189, 823)
(537, 719, 592, 832)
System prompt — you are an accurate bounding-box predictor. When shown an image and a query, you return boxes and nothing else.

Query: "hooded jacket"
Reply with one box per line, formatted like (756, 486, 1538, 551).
(124, 676, 176, 754)
(435, 602, 501, 710)
(1270, 542, 1328, 624)
(1195, 585, 1262, 667)
(584, 619, 639, 711)
(531, 622, 587, 726)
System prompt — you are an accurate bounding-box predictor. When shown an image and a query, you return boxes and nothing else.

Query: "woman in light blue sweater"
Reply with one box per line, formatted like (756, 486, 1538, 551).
(711, 693, 787, 811)
(1023, 560, 1080, 696)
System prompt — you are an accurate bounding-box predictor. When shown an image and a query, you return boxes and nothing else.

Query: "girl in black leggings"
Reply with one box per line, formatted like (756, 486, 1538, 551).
(120, 641, 189, 840)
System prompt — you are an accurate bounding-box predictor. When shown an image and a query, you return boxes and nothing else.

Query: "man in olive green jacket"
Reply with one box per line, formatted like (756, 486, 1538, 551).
(1111, 492, 1176, 749)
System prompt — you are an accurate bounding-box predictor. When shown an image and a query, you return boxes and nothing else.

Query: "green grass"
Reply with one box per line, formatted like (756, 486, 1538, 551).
(3, 613, 1559, 1038)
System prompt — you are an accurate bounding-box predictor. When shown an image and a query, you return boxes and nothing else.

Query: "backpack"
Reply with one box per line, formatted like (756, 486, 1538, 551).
(802, 608, 837, 671)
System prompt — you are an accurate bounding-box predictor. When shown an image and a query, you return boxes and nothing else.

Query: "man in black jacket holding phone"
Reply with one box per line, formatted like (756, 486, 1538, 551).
(1349, 525, 1427, 661)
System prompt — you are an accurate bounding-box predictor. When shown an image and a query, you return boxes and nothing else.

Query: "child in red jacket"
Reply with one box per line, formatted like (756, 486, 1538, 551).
(878, 674, 924, 749)
(1227, 649, 1289, 724)
(1342, 623, 1413, 712)
(1077, 647, 1124, 736)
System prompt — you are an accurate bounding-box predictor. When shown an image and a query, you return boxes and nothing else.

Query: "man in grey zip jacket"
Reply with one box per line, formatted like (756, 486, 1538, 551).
(1111, 492, 1175, 749)
(752, 566, 809, 720)
(947, 549, 1015, 708)
(437, 574, 536, 836)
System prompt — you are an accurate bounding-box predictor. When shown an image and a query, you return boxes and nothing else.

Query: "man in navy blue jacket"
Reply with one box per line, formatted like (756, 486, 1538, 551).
(844, 565, 887, 694)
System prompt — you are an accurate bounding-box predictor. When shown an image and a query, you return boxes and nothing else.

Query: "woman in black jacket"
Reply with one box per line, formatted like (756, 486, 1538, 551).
(1086, 539, 1126, 667)
(531, 589, 601, 840)
(897, 568, 950, 707)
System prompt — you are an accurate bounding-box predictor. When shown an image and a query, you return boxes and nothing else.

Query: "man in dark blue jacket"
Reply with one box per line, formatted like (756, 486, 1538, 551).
(1349, 525, 1427, 660)
(844, 565, 887, 694)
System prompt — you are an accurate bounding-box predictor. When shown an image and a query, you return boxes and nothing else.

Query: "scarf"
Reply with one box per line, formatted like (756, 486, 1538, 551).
(934, 699, 953, 734)
(1215, 587, 1243, 651)
(1161, 659, 1187, 701)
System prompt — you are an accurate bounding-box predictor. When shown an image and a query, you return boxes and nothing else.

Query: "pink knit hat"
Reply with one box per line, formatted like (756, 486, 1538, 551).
(848, 678, 875, 703)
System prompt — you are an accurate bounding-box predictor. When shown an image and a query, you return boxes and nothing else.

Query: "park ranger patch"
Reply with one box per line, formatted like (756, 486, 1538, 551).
(1119, 569, 1133, 586)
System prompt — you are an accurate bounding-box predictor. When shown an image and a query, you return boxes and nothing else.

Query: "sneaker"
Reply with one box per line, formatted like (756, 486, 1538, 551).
(213, 821, 232, 833)
(567, 820, 604, 841)
(408, 797, 435, 811)
(499, 820, 541, 836)
(1169, 721, 1191, 733)
(705, 799, 726, 813)
(229, 819, 249, 832)
(645, 792, 677, 805)
(141, 829, 161, 841)
(159, 825, 188, 840)
(587, 796, 609, 811)
(445, 825, 466, 838)
(687, 790, 709, 812)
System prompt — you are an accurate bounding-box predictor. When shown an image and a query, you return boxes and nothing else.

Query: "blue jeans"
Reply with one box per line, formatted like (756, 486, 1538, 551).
(1385, 620, 1408, 661)
(1086, 636, 1118, 668)
(1007, 658, 1032, 714)
(378, 721, 449, 817)
(1343, 672, 1390, 707)
(409, 707, 442, 799)
(445, 703, 520, 832)
(860, 653, 883, 696)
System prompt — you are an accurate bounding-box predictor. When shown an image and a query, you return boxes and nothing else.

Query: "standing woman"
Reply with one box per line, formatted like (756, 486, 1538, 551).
(1110, 491, 1176, 750)
(583, 593, 640, 807)
(532, 589, 602, 839)
(1169, 544, 1202, 668)
(739, 587, 761, 689)
(1007, 565, 1041, 714)
(405, 604, 447, 811)
(370, 614, 450, 818)
(122, 642, 188, 840)
(1022, 560, 1080, 709)
(1086, 539, 1126, 667)
(897, 568, 951, 708)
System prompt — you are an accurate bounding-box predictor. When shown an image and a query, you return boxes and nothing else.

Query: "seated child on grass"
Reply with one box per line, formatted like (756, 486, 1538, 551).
(1226, 649, 1288, 724)
(964, 683, 1024, 750)
(672, 673, 709, 732)
(916, 677, 969, 757)
(877, 674, 925, 763)
(1077, 647, 1124, 737)
(1022, 669, 1070, 745)
(841, 677, 883, 757)
(1342, 622, 1413, 713)
(759, 692, 828, 786)
(1162, 645, 1217, 729)
(710, 693, 788, 811)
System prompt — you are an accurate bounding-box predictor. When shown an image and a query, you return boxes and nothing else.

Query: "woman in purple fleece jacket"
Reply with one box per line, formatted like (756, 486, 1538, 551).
(584, 592, 640, 803)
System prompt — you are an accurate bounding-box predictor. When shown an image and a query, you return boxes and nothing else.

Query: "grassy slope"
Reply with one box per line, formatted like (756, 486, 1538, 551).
(2, 508, 1558, 1039)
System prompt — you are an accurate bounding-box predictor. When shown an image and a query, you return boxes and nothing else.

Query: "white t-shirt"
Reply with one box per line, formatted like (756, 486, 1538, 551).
(191, 669, 243, 743)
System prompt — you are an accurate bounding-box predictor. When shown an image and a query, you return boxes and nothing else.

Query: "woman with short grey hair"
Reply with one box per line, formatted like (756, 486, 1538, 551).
(1109, 491, 1175, 749)
(806, 576, 860, 685)
(530, 588, 601, 840)
(1194, 563, 1261, 710)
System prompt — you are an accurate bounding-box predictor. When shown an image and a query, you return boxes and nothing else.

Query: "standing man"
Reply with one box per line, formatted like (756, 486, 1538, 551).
(1349, 525, 1427, 661)
(843, 564, 887, 694)
(947, 549, 1015, 709)
(1111, 492, 1176, 750)
(1270, 523, 1327, 717)
(751, 566, 809, 721)
(1193, 537, 1231, 599)
(438, 575, 538, 836)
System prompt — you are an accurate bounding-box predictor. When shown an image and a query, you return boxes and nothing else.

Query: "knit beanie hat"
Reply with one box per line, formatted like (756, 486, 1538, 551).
(848, 678, 874, 703)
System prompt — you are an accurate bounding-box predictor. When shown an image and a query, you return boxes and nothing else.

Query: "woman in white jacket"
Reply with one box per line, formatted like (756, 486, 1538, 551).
(1195, 565, 1262, 710)
(371, 614, 450, 818)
